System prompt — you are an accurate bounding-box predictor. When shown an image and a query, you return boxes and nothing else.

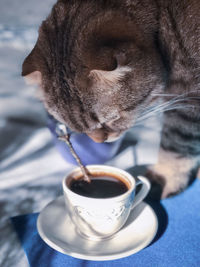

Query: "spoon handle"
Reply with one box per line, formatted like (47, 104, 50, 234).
(56, 123, 91, 183)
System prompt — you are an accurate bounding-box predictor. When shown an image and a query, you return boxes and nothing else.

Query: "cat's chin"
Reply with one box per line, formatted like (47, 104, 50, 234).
(104, 135, 121, 143)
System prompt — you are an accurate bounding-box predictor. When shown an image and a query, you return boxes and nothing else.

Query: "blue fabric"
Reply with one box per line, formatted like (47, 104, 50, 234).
(11, 179, 200, 267)
(47, 115, 123, 165)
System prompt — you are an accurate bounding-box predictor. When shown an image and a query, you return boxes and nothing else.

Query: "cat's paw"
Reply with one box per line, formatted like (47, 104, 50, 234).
(145, 148, 198, 200)
(145, 169, 186, 200)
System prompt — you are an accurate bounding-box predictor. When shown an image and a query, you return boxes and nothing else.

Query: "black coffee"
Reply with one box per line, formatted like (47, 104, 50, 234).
(69, 174, 128, 198)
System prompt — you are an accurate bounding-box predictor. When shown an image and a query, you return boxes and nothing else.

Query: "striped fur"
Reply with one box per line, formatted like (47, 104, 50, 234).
(22, 0, 200, 198)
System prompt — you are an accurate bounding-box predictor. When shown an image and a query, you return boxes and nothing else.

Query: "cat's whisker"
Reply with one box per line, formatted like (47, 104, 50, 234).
(134, 95, 196, 126)
(134, 104, 194, 127)
(138, 98, 179, 117)
(136, 103, 194, 124)
(151, 93, 179, 97)
(151, 89, 200, 99)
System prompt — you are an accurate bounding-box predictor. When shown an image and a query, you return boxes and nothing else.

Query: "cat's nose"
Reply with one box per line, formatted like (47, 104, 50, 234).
(87, 128, 120, 143)
(87, 129, 107, 143)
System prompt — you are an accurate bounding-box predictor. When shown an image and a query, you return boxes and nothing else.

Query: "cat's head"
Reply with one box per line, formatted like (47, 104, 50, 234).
(22, 0, 165, 142)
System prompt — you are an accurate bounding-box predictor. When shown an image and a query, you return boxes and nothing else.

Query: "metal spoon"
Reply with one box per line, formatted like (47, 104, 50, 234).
(55, 123, 91, 183)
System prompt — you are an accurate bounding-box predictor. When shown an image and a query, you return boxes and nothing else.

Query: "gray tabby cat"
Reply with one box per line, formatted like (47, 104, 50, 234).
(22, 0, 200, 199)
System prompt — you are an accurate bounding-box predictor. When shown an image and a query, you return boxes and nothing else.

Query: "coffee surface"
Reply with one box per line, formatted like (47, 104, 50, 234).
(69, 175, 128, 198)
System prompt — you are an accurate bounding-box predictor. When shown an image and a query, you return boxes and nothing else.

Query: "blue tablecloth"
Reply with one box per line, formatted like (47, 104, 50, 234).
(11, 179, 200, 267)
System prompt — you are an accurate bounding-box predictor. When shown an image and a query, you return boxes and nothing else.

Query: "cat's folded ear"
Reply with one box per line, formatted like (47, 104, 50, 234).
(89, 65, 131, 86)
(22, 46, 42, 86)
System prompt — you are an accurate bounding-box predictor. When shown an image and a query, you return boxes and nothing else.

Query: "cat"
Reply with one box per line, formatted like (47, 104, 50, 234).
(22, 0, 200, 199)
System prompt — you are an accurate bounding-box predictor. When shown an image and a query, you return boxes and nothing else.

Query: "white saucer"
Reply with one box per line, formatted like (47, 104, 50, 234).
(37, 196, 158, 261)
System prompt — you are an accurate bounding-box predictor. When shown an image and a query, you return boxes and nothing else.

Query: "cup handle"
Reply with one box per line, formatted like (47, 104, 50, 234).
(131, 176, 151, 210)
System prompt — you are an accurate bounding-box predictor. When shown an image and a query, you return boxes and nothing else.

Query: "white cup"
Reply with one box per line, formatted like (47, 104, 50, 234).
(62, 165, 150, 240)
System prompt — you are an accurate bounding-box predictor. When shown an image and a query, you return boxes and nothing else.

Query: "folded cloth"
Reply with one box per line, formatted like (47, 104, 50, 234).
(11, 179, 200, 267)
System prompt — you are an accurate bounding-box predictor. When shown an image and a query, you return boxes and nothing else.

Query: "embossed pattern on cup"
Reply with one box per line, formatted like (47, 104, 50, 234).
(63, 165, 150, 240)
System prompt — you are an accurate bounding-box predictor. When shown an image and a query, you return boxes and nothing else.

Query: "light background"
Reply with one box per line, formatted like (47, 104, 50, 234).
(0, 1, 199, 266)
